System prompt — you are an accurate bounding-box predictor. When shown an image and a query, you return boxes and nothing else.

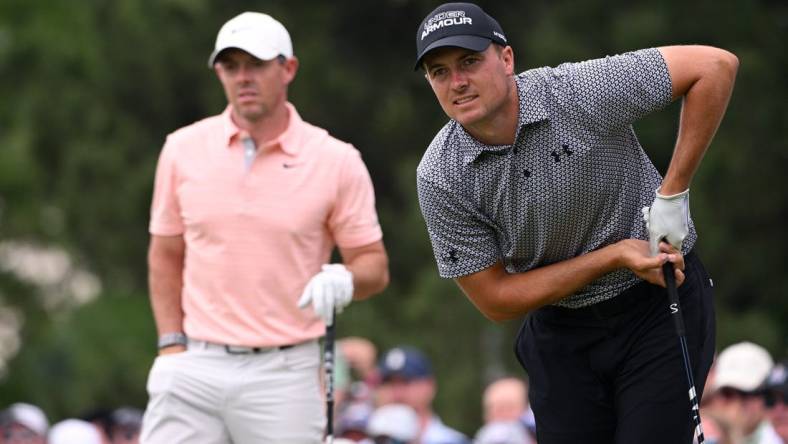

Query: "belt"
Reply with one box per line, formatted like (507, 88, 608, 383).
(188, 339, 296, 355)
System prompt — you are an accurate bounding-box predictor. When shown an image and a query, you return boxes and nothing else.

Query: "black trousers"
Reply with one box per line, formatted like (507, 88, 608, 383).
(515, 251, 716, 444)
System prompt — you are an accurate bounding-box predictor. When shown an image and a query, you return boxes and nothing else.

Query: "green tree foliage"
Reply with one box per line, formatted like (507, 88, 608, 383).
(0, 0, 786, 433)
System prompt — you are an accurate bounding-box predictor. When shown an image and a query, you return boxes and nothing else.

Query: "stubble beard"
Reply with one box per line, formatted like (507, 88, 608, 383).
(235, 102, 269, 124)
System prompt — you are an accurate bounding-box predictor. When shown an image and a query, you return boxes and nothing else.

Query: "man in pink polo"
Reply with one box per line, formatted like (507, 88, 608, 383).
(140, 11, 389, 444)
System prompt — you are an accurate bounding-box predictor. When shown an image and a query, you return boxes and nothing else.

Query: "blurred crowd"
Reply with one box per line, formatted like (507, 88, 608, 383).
(322, 337, 537, 444)
(1, 338, 786, 444)
(325, 338, 537, 444)
(0, 404, 142, 444)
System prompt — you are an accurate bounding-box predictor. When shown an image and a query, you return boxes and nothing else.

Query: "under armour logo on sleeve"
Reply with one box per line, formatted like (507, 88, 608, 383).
(442, 249, 459, 264)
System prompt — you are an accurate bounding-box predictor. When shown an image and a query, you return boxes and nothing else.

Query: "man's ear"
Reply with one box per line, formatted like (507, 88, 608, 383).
(282, 56, 299, 84)
(502, 46, 515, 76)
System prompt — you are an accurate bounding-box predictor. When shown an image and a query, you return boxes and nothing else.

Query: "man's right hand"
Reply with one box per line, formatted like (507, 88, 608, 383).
(297, 264, 354, 326)
(616, 239, 685, 287)
(158, 344, 186, 356)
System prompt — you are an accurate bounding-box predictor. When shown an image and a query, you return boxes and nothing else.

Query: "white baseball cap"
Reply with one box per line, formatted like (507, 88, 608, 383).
(475, 421, 534, 444)
(207, 12, 293, 67)
(366, 403, 419, 441)
(48, 419, 102, 444)
(4, 402, 49, 436)
(712, 341, 774, 392)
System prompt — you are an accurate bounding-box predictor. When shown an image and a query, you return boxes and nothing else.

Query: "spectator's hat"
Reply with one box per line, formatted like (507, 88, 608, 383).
(711, 341, 774, 392)
(48, 419, 102, 444)
(762, 359, 788, 396)
(1, 402, 49, 436)
(111, 406, 144, 437)
(337, 401, 372, 433)
(475, 421, 533, 444)
(379, 346, 432, 382)
(208, 12, 293, 67)
(366, 404, 419, 441)
(111, 406, 143, 427)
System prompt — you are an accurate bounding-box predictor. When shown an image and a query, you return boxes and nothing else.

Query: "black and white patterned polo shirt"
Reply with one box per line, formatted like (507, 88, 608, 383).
(416, 48, 697, 308)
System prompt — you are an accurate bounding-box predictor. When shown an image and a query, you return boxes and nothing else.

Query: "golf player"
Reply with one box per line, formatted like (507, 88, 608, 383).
(414, 2, 737, 443)
(141, 11, 389, 443)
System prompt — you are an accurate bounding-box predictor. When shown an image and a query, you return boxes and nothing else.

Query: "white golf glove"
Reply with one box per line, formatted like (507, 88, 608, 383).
(642, 188, 690, 257)
(297, 264, 354, 326)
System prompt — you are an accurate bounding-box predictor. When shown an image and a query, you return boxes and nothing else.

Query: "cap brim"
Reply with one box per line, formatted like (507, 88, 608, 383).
(414, 35, 492, 70)
(207, 41, 281, 68)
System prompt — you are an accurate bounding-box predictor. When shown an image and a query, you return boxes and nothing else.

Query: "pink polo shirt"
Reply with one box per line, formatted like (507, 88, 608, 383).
(149, 103, 382, 346)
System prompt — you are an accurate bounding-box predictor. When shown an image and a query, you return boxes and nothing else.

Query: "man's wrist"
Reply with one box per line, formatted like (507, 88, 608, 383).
(157, 332, 188, 349)
(609, 241, 627, 270)
(656, 186, 689, 199)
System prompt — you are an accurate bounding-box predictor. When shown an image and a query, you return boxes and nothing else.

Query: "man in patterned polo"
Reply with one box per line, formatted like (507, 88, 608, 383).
(414, 3, 738, 443)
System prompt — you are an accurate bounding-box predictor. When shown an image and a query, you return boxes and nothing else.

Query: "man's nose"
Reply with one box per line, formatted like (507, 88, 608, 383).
(450, 70, 468, 90)
(235, 63, 253, 81)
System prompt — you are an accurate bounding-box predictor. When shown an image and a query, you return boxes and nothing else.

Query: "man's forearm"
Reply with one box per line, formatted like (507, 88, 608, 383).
(148, 236, 186, 336)
(149, 268, 184, 335)
(457, 240, 680, 322)
(460, 243, 622, 321)
(660, 47, 739, 194)
(345, 248, 389, 301)
(338, 239, 389, 301)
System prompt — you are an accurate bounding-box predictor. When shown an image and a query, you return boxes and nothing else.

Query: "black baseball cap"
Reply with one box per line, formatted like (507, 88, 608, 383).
(379, 346, 433, 382)
(761, 360, 788, 396)
(414, 2, 507, 70)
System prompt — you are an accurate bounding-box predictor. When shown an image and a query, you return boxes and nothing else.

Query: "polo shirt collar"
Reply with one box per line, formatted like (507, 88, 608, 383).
(221, 102, 305, 156)
(460, 75, 549, 164)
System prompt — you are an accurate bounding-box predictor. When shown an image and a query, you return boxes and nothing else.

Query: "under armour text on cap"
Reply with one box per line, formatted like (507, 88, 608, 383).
(415, 2, 507, 69)
(208, 12, 293, 67)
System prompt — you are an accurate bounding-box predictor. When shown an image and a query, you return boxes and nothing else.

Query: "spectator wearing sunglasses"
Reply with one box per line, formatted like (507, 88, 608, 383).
(703, 342, 781, 444)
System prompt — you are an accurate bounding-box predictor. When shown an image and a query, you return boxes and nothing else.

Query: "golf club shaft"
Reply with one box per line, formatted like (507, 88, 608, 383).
(663, 262, 704, 443)
(324, 309, 336, 443)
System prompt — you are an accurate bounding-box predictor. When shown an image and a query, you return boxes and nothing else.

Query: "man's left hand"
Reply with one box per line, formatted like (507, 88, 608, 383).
(642, 188, 690, 256)
(297, 264, 354, 326)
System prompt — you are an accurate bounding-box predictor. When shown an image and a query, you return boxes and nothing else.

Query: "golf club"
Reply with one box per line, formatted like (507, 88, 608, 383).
(324, 309, 336, 444)
(663, 261, 705, 443)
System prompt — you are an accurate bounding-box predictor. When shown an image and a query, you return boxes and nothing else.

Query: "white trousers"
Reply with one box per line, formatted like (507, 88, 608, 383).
(140, 340, 324, 444)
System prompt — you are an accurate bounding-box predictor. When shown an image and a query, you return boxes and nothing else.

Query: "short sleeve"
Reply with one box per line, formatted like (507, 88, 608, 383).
(416, 176, 500, 278)
(328, 148, 383, 248)
(149, 137, 185, 236)
(562, 48, 673, 130)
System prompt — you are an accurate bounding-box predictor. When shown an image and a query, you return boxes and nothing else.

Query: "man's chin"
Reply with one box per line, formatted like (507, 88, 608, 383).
(452, 111, 484, 128)
(234, 105, 265, 122)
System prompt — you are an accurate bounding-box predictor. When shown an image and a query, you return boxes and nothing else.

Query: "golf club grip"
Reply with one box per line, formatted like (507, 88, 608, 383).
(662, 262, 685, 336)
(324, 309, 336, 438)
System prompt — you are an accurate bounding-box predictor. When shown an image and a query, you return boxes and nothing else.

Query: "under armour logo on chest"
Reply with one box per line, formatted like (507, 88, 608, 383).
(550, 144, 574, 162)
